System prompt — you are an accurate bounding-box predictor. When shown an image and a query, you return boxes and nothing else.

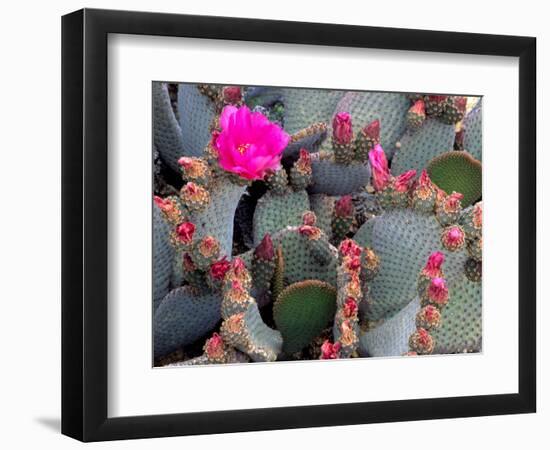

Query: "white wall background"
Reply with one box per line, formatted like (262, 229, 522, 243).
(0, 0, 546, 448)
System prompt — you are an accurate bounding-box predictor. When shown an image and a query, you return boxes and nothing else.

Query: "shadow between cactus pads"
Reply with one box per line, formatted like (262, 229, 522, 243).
(273, 280, 337, 354)
(427, 150, 482, 206)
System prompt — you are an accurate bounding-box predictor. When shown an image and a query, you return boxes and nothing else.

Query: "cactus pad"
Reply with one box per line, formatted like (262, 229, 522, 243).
(273, 280, 337, 354)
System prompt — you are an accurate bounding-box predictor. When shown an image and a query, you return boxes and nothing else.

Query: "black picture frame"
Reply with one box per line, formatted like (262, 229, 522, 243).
(62, 8, 536, 442)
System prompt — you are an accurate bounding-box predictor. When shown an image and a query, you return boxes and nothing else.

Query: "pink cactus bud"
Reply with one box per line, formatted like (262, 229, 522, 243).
(416, 328, 432, 347)
(298, 225, 321, 239)
(345, 256, 362, 272)
(339, 239, 362, 258)
(423, 251, 445, 278)
(417, 170, 432, 188)
(177, 156, 194, 169)
(302, 211, 317, 226)
(394, 169, 417, 193)
(441, 226, 466, 251)
(343, 298, 358, 318)
(205, 333, 225, 360)
(183, 182, 199, 196)
(363, 119, 380, 142)
(231, 257, 247, 276)
(334, 195, 354, 217)
(427, 277, 449, 305)
(175, 222, 196, 244)
(418, 305, 441, 328)
(182, 253, 196, 272)
(332, 112, 353, 145)
(444, 192, 463, 211)
(154, 196, 174, 213)
(473, 202, 483, 228)
(410, 99, 426, 116)
(454, 96, 467, 112)
(368, 144, 390, 191)
(222, 86, 242, 104)
(209, 257, 231, 281)
(198, 236, 220, 258)
(255, 234, 275, 261)
(320, 340, 341, 359)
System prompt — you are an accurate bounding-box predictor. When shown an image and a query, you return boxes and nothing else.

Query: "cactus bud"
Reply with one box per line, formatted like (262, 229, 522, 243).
(425, 95, 448, 116)
(204, 333, 225, 362)
(416, 305, 442, 329)
(368, 144, 390, 191)
(407, 99, 426, 131)
(289, 149, 313, 190)
(339, 238, 362, 258)
(423, 251, 445, 278)
(255, 233, 275, 261)
(298, 225, 322, 240)
(394, 169, 417, 193)
(221, 86, 242, 104)
(334, 195, 354, 217)
(343, 298, 358, 318)
(302, 211, 317, 226)
(175, 221, 196, 245)
(354, 119, 380, 162)
(209, 256, 231, 281)
(441, 225, 466, 251)
(363, 119, 380, 144)
(409, 327, 434, 354)
(425, 277, 449, 307)
(180, 182, 210, 212)
(320, 340, 341, 359)
(332, 112, 353, 145)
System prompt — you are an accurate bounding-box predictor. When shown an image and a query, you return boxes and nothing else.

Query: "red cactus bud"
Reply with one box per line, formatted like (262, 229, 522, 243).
(454, 96, 467, 112)
(410, 99, 426, 116)
(177, 156, 194, 169)
(368, 144, 390, 191)
(417, 170, 432, 188)
(427, 277, 449, 305)
(154, 196, 174, 213)
(231, 257, 247, 276)
(394, 169, 417, 193)
(255, 234, 275, 261)
(222, 86, 242, 104)
(343, 298, 358, 318)
(441, 226, 466, 251)
(334, 195, 354, 217)
(416, 328, 432, 347)
(175, 221, 196, 244)
(320, 340, 341, 359)
(298, 225, 321, 239)
(302, 211, 317, 226)
(423, 251, 445, 278)
(363, 119, 380, 142)
(332, 112, 353, 145)
(298, 148, 311, 165)
(422, 305, 441, 326)
(205, 333, 225, 360)
(209, 257, 231, 281)
(339, 239, 362, 258)
(345, 256, 362, 272)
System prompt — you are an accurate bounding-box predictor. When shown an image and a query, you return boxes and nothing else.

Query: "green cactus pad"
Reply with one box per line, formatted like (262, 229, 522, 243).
(189, 178, 246, 257)
(333, 92, 409, 159)
(427, 151, 482, 206)
(432, 276, 482, 354)
(177, 83, 216, 157)
(391, 118, 456, 174)
(309, 158, 371, 196)
(153, 203, 174, 311)
(359, 209, 469, 320)
(253, 190, 310, 246)
(281, 88, 345, 134)
(153, 83, 186, 172)
(273, 280, 337, 354)
(463, 102, 482, 161)
(272, 227, 339, 287)
(309, 194, 336, 237)
(154, 287, 222, 358)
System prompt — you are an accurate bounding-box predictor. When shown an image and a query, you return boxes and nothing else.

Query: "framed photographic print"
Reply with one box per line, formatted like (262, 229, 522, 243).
(62, 8, 536, 442)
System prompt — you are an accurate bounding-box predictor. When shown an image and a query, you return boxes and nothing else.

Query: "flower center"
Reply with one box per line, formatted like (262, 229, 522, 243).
(237, 143, 250, 155)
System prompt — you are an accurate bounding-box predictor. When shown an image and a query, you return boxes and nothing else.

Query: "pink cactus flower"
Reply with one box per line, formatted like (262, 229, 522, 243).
(209, 257, 231, 281)
(368, 144, 390, 191)
(427, 277, 449, 305)
(343, 298, 358, 318)
(320, 340, 341, 359)
(394, 169, 417, 193)
(334, 195, 354, 217)
(363, 119, 380, 142)
(333, 112, 353, 145)
(214, 105, 290, 180)
(175, 222, 196, 244)
(339, 239, 362, 258)
(423, 251, 445, 278)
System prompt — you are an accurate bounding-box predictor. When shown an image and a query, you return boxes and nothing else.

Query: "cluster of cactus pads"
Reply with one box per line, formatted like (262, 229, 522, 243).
(153, 82, 482, 366)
